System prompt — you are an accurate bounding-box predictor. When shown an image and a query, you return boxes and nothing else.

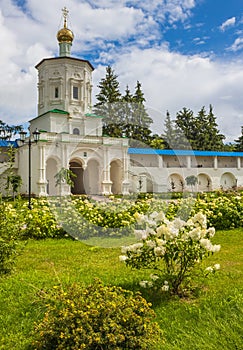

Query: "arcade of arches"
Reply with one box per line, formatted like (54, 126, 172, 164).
(46, 159, 238, 195)
(45, 157, 125, 196)
(167, 172, 237, 192)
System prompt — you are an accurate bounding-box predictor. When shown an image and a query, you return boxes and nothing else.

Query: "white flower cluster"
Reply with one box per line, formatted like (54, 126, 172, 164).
(120, 211, 220, 293)
(199, 238, 221, 252)
(121, 242, 143, 254)
(205, 263, 221, 273)
(161, 281, 169, 292)
(139, 277, 169, 292)
(120, 211, 220, 262)
(139, 280, 153, 288)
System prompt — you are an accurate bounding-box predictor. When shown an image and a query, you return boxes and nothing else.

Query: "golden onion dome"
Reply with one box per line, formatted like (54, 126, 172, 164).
(57, 7, 74, 44)
(57, 27, 74, 43)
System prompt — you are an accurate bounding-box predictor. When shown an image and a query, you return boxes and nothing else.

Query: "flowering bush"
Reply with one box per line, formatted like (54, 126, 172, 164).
(0, 202, 25, 275)
(49, 196, 153, 240)
(192, 192, 243, 229)
(120, 211, 220, 295)
(33, 279, 161, 349)
(0, 191, 242, 243)
(21, 199, 65, 239)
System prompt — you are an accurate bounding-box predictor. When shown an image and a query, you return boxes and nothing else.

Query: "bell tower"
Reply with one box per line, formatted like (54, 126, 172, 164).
(34, 8, 94, 129)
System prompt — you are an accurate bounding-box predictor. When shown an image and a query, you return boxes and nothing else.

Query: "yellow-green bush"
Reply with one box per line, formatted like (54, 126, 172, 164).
(0, 202, 24, 275)
(33, 279, 161, 350)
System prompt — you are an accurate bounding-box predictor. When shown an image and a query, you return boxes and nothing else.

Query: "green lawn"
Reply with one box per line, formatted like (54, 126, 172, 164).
(0, 229, 243, 349)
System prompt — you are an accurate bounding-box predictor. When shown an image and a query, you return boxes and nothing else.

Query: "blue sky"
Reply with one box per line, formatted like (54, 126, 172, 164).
(78, 0, 243, 61)
(0, 0, 243, 141)
(165, 2, 242, 57)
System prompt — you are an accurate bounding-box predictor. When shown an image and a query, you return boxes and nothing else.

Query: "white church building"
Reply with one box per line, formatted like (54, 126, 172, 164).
(2, 9, 243, 197)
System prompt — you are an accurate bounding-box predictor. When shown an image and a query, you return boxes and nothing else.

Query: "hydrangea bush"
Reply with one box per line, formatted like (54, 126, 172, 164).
(49, 196, 154, 239)
(120, 211, 221, 295)
(192, 192, 243, 229)
(0, 191, 243, 242)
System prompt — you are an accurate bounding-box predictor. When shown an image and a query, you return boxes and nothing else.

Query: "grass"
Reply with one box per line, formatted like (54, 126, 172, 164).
(0, 229, 243, 349)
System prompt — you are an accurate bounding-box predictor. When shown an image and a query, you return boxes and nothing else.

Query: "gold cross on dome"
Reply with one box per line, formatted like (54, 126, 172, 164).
(62, 7, 69, 27)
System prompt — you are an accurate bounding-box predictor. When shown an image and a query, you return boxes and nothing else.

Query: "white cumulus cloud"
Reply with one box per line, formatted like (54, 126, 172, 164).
(220, 17, 236, 31)
(229, 37, 243, 52)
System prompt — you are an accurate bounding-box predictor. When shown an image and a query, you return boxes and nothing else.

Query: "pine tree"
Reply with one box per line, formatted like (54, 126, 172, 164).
(162, 111, 188, 149)
(235, 126, 243, 151)
(205, 105, 225, 151)
(120, 85, 133, 137)
(192, 105, 225, 151)
(194, 106, 208, 150)
(162, 111, 175, 149)
(132, 81, 153, 128)
(127, 81, 153, 146)
(175, 107, 197, 149)
(93, 66, 122, 137)
(93, 69, 153, 144)
(123, 85, 133, 103)
(174, 105, 225, 151)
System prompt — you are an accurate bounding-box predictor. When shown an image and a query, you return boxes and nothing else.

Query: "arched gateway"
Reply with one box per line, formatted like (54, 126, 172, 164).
(69, 160, 85, 194)
(69, 159, 100, 195)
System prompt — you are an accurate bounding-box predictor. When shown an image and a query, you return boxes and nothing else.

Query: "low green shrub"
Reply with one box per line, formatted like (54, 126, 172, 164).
(32, 279, 161, 350)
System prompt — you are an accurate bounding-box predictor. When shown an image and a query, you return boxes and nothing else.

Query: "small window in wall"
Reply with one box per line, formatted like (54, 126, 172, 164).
(55, 87, 59, 98)
(73, 86, 79, 99)
(40, 87, 44, 102)
(73, 128, 80, 135)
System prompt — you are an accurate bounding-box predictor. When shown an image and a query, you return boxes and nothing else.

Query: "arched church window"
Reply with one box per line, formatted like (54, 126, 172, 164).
(73, 128, 80, 135)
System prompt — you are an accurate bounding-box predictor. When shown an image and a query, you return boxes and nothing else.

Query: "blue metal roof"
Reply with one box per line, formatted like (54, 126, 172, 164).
(128, 148, 243, 157)
(0, 140, 18, 148)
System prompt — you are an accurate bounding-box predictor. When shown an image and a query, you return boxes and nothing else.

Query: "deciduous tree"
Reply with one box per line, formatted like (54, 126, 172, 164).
(185, 175, 198, 191)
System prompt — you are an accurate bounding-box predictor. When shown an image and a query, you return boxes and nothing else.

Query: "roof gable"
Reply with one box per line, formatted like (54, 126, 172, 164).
(35, 56, 94, 71)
